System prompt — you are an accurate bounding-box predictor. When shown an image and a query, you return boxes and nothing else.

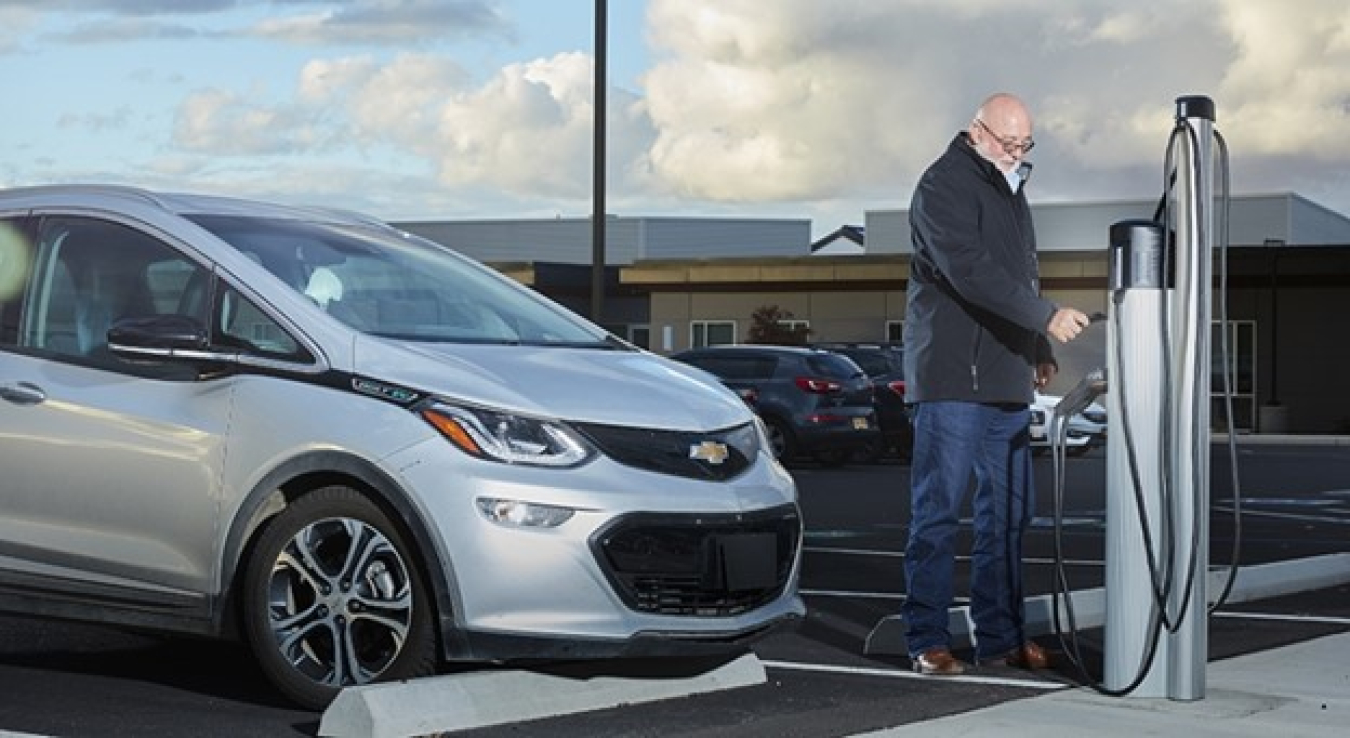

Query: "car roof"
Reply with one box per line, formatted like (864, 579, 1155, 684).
(675, 344, 835, 356)
(0, 183, 382, 228)
(812, 342, 904, 351)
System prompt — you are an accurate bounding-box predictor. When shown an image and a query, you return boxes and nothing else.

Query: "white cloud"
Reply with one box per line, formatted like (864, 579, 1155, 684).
(299, 53, 469, 143)
(1214, 0, 1350, 154)
(429, 52, 597, 197)
(174, 88, 325, 155)
(249, 0, 513, 47)
(635, 0, 1350, 217)
(24, 0, 1350, 230)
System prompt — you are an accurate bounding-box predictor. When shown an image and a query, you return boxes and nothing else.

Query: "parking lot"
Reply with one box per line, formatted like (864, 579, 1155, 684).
(1, 443, 1348, 736)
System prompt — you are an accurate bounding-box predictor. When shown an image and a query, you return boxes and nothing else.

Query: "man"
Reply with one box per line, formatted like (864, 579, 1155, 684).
(901, 92, 1089, 675)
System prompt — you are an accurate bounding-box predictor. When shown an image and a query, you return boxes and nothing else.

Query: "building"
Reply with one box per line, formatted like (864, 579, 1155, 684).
(396, 193, 1350, 434)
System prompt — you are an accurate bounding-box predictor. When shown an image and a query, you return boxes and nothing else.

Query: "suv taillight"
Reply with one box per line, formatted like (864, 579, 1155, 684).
(885, 380, 906, 397)
(794, 376, 841, 394)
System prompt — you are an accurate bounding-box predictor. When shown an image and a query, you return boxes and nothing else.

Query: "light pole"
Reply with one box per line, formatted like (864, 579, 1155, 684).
(590, 0, 608, 323)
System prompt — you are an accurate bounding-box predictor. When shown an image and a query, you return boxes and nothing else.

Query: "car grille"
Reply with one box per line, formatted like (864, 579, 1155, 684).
(592, 506, 801, 616)
(572, 421, 758, 481)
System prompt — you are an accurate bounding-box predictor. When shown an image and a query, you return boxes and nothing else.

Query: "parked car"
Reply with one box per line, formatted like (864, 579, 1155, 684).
(1030, 392, 1102, 456)
(0, 184, 805, 709)
(670, 345, 880, 466)
(812, 342, 912, 462)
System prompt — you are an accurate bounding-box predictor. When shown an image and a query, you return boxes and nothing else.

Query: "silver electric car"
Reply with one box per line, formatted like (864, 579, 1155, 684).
(0, 185, 804, 709)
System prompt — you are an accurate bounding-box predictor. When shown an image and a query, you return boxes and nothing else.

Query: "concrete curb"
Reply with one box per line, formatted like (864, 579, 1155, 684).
(864, 552, 1350, 655)
(1212, 434, 1350, 446)
(318, 651, 767, 737)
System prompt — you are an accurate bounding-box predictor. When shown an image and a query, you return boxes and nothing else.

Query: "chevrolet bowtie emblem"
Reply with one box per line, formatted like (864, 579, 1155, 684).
(688, 440, 730, 465)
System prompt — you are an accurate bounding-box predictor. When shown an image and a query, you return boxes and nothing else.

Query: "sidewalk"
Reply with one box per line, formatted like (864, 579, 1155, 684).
(864, 629, 1350, 737)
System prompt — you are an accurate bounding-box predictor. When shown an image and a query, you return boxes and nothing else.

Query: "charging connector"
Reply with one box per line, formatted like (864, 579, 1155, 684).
(1055, 367, 1107, 419)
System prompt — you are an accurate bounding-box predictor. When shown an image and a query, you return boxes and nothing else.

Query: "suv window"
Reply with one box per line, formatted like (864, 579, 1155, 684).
(837, 351, 890, 376)
(815, 344, 905, 379)
(805, 353, 864, 379)
(687, 353, 778, 380)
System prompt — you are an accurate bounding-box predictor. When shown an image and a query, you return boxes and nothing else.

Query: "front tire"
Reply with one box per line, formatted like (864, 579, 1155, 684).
(241, 485, 437, 710)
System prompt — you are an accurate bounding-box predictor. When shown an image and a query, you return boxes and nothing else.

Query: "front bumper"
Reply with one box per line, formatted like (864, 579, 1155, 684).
(384, 438, 805, 662)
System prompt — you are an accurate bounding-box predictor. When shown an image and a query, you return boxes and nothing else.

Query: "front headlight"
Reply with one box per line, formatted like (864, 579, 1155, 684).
(419, 402, 595, 467)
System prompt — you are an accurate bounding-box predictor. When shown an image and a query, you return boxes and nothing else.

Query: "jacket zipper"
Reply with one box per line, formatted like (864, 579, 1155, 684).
(969, 329, 983, 392)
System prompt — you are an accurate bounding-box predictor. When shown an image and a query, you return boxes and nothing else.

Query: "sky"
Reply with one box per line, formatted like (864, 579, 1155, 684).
(3, 0, 1350, 240)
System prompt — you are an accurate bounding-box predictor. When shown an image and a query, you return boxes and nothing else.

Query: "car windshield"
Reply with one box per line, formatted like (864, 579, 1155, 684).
(187, 214, 613, 347)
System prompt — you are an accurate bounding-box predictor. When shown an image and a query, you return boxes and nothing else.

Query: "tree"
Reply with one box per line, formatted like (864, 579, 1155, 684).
(746, 305, 811, 345)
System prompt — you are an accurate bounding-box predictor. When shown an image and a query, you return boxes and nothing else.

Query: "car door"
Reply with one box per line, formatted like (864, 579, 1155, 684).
(0, 213, 230, 608)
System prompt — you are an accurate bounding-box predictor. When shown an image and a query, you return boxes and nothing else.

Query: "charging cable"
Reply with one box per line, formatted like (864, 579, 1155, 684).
(1046, 113, 1244, 696)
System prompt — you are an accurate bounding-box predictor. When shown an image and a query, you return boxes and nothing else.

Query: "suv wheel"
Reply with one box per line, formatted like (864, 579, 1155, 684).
(242, 485, 437, 709)
(763, 417, 796, 461)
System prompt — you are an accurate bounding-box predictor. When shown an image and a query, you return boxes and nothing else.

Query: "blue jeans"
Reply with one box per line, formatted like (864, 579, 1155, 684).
(902, 401, 1033, 660)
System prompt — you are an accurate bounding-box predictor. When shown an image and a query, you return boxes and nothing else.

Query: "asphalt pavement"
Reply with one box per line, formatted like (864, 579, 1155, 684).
(1, 437, 1347, 737)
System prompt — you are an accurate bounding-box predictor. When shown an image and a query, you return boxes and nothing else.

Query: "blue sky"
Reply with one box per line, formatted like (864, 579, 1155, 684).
(4, 1, 1350, 239)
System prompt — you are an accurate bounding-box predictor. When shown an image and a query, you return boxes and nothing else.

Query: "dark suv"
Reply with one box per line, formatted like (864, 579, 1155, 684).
(812, 342, 912, 462)
(671, 345, 880, 466)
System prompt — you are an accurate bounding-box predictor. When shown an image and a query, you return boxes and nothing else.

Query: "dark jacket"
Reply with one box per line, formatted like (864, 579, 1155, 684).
(902, 133, 1057, 405)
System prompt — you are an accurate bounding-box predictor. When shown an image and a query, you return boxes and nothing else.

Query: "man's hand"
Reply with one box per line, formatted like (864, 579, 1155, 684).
(1047, 307, 1090, 343)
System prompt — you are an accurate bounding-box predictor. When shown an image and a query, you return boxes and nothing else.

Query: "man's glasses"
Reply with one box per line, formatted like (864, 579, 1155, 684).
(975, 118, 1035, 155)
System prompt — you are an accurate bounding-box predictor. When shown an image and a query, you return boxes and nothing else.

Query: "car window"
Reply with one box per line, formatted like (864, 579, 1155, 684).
(216, 283, 308, 360)
(18, 216, 205, 366)
(839, 351, 891, 377)
(13, 215, 309, 369)
(0, 218, 32, 347)
(806, 353, 863, 379)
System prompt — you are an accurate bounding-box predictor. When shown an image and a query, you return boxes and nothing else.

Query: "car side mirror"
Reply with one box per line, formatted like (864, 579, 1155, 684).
(108, 314, 211, 361)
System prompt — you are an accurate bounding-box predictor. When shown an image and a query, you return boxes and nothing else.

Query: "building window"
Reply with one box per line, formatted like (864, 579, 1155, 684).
(886, 321, 904, 342)
(604, 323, 651, 349)
(1211, 319, 1255, 432)
(691, 320, 736, 348)
(778, 319, 809, 333)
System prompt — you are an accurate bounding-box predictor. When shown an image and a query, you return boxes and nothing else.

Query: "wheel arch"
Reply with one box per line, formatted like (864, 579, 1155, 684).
(214, 450, 460, 644)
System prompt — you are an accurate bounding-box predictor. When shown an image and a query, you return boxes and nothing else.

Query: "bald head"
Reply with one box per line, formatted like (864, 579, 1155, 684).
(969, 93, 1034, 170)
(976, 93, 1033, 131)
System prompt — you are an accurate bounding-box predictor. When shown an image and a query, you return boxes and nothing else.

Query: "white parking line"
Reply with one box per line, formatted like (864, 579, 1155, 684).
(760, 659, 1067, 690)
(1214, 610, 1350, 625)
(800, 589, 906, 600)
(803, 545, 1106, 568)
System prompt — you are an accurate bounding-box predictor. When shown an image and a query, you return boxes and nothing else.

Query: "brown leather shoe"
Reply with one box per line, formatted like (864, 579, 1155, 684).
(983, 641, 1051, 669)
(911, 646, 966, 675)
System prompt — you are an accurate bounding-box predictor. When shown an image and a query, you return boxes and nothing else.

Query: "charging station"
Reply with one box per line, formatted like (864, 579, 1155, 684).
(1099, 96, 1219, 700)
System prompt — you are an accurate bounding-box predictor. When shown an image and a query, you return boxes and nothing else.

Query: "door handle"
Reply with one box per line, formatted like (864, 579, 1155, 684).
(0, 381, 47, 405)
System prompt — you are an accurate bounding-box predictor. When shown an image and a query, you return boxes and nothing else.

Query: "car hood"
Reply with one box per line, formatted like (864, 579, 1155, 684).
(353, 337, 752, 431)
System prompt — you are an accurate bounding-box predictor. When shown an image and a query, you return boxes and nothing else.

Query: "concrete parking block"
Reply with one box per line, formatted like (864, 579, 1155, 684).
(318, 652, 767, 737)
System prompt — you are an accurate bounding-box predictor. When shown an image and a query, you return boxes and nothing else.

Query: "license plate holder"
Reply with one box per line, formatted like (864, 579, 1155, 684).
(704, 533, 778, 592)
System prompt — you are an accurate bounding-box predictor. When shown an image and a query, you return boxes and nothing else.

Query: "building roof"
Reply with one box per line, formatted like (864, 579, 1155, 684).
(864, 192, 1350, 253)
(809, 225, 865, 255)
(392, 215, 812, 265)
